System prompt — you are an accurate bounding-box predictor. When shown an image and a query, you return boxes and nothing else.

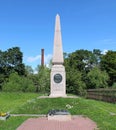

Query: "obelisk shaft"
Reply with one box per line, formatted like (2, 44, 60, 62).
(52, 14, 64, 65)
(50, 14, 66, 97)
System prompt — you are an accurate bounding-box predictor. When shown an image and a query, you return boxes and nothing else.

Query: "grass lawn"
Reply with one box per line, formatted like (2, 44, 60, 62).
(0, 117, 30, 130)
(0, 92, 39, 112)
(0, 92, 116, 130)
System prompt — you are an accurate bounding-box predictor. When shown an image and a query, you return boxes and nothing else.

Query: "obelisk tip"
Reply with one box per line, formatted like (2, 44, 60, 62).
(56, 14, 60, 17)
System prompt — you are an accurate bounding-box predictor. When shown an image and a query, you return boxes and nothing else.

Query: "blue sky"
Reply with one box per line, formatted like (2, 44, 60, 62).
(0, 0, 116, 70)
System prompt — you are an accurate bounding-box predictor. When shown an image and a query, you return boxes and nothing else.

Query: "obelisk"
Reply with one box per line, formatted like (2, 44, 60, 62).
(49, 14, 66, 97)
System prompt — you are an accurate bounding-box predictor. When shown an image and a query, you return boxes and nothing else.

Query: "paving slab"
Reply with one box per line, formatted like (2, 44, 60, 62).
(17, 116, 98, 130)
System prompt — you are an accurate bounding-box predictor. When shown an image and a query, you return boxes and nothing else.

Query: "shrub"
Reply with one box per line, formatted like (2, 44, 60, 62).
(3, 72, 35, 92)
(112, 82, 116, 88)
(87, 67, 109, 89)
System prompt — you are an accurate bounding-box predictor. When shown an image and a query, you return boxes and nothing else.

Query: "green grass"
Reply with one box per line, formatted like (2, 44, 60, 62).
(0, 92, 116, 130)
(0, 117, 30, 130)
(0, 92, 39, 112)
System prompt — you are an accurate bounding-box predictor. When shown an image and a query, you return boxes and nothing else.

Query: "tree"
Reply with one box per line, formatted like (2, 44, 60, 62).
(92, 49, 102, 66)
(25, 65, 34, 75)
(64, 49, 108, 94)
(66, 67, 86, 95)
(7, 47, 25, 75)
(36, 65, 50, 94)
(3, 72, 35, 92)
(0, 47, 26, 91)
(100, 51, 116, 85)
(0, 47, 25, 76)
(87, 67, 109, 89)
(67, 50, 92, 71)
(65, 49, 102, 73)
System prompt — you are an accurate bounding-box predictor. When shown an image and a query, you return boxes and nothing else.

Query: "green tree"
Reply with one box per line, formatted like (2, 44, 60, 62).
(7, 47, 25, 75)
(112, 82, 116, 88)
(87, 67, 109, 89)
(64, 49, 105, 94)
(0, 47, 26, 90)
(100, 51, 116, 85)
(36, 65, 50, 94)
(92, 49, 102, 66)
(67, 49, 92, 71)
(3, 72, 35, 92)
(25, 65, 34, 75)
(0, 47, 25, 76)
(65, 49, 102, 73)
(66, 66, 86, 96)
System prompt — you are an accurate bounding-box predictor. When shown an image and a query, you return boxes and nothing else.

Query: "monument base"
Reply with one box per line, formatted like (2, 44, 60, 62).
(48, 109, 71, 121)
(50, 65, 66, 98)
(49, 94, 67, 98)
(48, 114, 71, 121)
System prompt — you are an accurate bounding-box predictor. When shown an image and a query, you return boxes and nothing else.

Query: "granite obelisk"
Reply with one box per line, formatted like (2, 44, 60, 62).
(49, 14, 66, 97)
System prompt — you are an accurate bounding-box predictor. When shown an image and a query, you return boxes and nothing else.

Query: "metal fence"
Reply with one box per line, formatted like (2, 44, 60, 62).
(87, 88, 116, 103)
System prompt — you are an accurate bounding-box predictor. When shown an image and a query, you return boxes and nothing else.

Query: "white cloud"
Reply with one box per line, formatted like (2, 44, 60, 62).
(27, 55, 41, 62)
(26, 54, 52, 65)
(101, 49, 108, 55)
(44, 54, 52, 64)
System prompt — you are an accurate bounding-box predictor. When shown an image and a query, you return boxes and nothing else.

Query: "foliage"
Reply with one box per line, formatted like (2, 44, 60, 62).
(64, 49, 104, 94)
(0, 74, 5, 91)
(66, 68, 86, 96)
(112, 82, 116, 88)
(0, 47, 25, 90)
(65, 49, 102, 72)
(65, 49, 115, 93)
(0, 47, 25, 76)
(87, 67, 109, 89)
(36, 65, 50, 94)
(92, 49, 102, 66)
(0, 47, 115, 95)
(66, 49, 92, 71)
(25, 65, 34, 75)
(100, 50, 116, 85)
(3, 72, 35, 92)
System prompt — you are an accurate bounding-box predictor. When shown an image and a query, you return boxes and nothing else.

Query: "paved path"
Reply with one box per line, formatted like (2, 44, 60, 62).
(11, 114, 46, 117)
(17, 116, 98, 130)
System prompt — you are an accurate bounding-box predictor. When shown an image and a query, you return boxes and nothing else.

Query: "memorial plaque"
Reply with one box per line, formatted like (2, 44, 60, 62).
(54, 74, 62, 83)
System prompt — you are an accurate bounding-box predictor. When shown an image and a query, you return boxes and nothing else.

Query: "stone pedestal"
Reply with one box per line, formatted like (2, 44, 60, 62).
(50, 65, 66, 97)
(48, 109, 71, 121)
(48, 115, 72, 121)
